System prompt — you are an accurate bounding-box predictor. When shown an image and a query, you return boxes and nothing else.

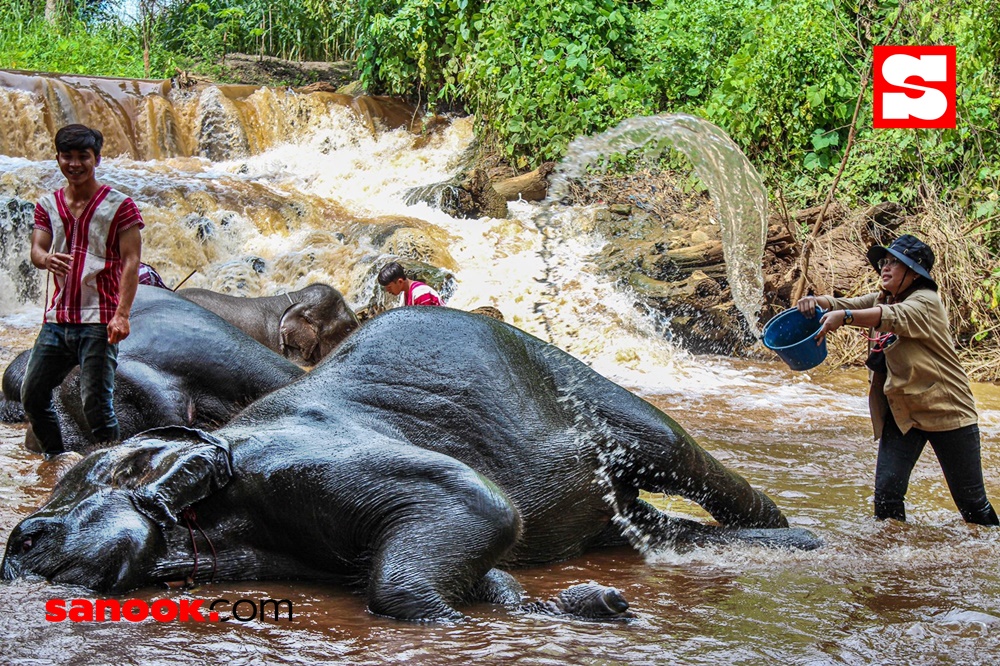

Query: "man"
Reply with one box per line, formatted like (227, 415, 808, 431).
(377, 261, 443, 306)
(21, 124, 144, 458)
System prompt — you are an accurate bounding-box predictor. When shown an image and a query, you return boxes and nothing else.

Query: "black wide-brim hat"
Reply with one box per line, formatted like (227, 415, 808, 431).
(866, 234, 938, 291)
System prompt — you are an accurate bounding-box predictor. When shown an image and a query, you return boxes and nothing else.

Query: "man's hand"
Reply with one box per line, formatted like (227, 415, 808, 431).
(107, 312, 130, 344)
(44, 252, 73, 277)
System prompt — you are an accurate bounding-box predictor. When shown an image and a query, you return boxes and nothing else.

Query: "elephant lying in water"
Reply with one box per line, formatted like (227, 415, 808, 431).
(2, 307, 820, 621)
(177, 284, 359, 366)
(3, 285, 304, 452)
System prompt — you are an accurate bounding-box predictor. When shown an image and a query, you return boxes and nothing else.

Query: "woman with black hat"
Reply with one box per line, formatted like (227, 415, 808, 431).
(796, 234, 998, 526)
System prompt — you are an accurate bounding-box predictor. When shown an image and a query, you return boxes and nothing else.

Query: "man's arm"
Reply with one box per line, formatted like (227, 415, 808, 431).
(29, 228, 72, 276)
(107, 226, 141, 344)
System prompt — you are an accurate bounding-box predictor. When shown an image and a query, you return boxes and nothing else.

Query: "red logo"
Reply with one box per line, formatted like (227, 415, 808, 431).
(873, 45, 956, 129)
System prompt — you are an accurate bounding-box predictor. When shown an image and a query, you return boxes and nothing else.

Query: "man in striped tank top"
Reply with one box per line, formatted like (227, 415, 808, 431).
(21, 124, 144, 458)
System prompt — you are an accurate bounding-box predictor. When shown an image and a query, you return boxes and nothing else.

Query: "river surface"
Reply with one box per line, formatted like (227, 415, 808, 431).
(1, 73, 999, 664)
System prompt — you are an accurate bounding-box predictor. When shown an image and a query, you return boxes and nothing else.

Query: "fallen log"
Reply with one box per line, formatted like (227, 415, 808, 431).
(493, 162, 555, 202)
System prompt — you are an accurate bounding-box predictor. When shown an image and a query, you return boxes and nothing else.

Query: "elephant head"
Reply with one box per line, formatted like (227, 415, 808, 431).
(279, 285, 360, 366)
(1, 426, 231, 593)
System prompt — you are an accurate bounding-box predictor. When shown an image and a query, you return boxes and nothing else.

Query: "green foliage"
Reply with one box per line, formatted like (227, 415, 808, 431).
(1, 0, 997, 244)
(355, 0, 476, 105)
(700, 1, 856, 177)
(635, 0, 754, 108)
(463, 0, 649, 162)
(0, 2, 175, 77)
(355, 0, 649, 162)
(156, 0, 360, 62)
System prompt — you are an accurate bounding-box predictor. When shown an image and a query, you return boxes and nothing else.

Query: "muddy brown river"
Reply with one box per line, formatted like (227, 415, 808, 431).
(2, 322, 999, 665)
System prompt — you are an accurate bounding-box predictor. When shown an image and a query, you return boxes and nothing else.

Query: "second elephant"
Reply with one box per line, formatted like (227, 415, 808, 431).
(178, 284, 359, 366)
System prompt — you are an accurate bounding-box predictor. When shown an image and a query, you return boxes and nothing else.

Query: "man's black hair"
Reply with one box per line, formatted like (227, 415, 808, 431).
(377, 262, 406, 287)
(55, 124, 104, 158)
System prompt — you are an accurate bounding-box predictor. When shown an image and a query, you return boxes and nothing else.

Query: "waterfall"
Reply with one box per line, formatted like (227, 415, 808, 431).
(0, 71, 772, 395)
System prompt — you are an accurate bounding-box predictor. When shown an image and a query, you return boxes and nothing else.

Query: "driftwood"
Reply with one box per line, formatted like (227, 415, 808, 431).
(492, 162, 555, 202)
(666, 240, 724, 268)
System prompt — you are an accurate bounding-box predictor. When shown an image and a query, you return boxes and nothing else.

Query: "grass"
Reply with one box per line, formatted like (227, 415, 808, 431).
(0, 8, 178, 79)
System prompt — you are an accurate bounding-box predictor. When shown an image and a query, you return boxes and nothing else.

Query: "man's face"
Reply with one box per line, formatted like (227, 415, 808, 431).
(56, 148, 100, 187)
(383, 278, 406, 296)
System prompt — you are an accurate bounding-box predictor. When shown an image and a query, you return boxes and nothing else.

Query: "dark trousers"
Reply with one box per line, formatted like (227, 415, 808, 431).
(875, 413, 999, 525)
(21, 323, 119, 454)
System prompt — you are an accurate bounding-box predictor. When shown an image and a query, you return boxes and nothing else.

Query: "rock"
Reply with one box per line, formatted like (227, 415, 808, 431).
(217, 53, 355, 88)
(297, 81, 339, 94)
(469, 306, 505, 321)
(861, 202, 906, 246)
(337, 81, 366, 96)
(459, 168, 508, 219)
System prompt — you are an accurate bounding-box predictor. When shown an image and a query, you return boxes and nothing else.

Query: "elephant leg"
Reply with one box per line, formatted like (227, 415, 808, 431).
(1, 349, 29, 423)
(616, 498, 822, 551)
(465, 570, 631, 621)
(364, 454, 522, 622)
(467, 568, 523, 605)
(586, 392, 788, 530)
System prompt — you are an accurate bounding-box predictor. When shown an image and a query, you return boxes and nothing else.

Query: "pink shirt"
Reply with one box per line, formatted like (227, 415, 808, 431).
(405, 280, 443, 306)
(34, 185, 144, 324)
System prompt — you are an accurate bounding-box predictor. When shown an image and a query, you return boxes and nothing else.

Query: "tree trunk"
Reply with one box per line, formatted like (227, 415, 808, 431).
(45, 0, 70, 23)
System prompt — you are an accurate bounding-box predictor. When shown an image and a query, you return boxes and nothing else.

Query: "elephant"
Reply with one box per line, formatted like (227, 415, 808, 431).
(0, 351, 27, 423)
(177, 284, 359, 366)
(4, 285, 304, 452)
(2, 306, 820, 621)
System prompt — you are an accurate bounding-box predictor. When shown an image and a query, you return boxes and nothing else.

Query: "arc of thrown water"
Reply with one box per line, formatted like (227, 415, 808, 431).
(545, 113, 769, 338)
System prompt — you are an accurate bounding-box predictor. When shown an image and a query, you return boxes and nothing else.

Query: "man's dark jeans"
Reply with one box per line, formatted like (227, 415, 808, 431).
(21, 323, 119, 454)
(875, 414, 999, 525)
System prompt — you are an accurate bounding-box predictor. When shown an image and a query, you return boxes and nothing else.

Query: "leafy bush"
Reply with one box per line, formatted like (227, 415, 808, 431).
(0, 2, 176, 78)
(156, 0, 358, 63)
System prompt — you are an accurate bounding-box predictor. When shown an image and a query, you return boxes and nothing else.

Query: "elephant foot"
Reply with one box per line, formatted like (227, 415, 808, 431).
(620, 500, 822, 552)
(521, 583, 632, 621)
(681, 526, 824, 551)
(469, 568, 523, 605)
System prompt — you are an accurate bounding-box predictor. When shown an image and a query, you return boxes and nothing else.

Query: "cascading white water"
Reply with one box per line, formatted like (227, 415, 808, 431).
(0, 82, 826, 402)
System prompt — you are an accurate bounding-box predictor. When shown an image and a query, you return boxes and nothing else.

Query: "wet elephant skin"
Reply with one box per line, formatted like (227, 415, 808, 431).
(7, 285, 304, 452)
(177, 284, 359, 366)
(2, 307, 820, 621)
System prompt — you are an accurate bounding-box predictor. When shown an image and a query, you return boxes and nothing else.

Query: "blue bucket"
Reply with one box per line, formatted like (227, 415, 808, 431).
(762, 307, 828, 371)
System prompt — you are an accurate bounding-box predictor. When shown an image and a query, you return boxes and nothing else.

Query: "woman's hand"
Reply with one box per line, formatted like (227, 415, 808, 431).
(814, 310, 847, 343)
(796, 296, 823, 318)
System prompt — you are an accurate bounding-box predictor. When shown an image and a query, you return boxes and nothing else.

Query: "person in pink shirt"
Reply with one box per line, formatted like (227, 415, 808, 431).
(21, 124, 143, 458)
(377, 261, 443, 306)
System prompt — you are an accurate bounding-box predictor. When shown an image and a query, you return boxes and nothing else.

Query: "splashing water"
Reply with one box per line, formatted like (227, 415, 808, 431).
(551, 114, 769, 335)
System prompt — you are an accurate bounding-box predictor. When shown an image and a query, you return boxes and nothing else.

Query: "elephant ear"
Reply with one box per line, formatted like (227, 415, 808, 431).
(118, 426, 233, 529)
(279, 303, 321, 365)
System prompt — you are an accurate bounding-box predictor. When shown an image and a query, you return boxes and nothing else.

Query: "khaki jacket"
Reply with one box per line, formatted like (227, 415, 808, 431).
(827, 288, 978, 438)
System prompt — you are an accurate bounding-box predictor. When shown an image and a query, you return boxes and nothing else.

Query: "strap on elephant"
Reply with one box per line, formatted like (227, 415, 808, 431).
(181, 507, 218, 586)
